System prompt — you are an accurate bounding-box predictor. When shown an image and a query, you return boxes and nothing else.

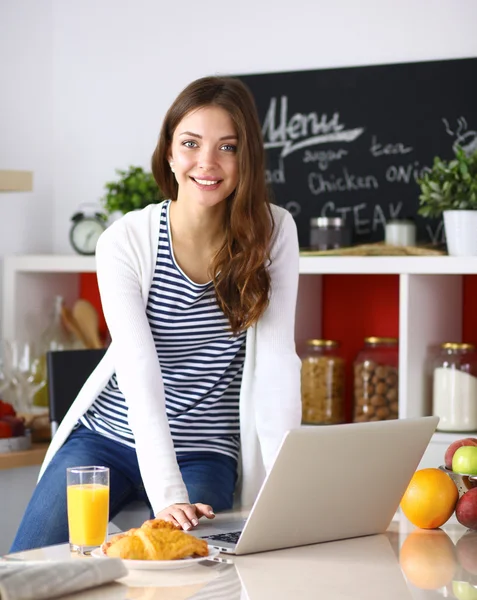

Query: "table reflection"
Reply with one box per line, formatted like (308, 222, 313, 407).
(5, 518, 477, 600)
(398, 527, 477, 600)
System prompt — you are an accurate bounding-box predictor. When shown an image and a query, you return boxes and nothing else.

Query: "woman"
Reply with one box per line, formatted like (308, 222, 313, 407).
(11, 76, 301, 551)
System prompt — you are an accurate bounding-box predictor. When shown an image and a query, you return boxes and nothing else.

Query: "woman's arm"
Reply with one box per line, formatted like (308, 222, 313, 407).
(254, 209, 302, 472)
(95, 220, 190, 513)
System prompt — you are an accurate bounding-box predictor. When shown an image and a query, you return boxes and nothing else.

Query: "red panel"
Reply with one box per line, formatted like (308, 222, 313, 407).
(463, 275, 477, 344)
(322, 275, 400, 422)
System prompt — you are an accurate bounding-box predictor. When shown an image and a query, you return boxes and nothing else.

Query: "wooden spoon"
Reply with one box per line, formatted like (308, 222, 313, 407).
(60, 304, 91, 349)
(72, 299, 103, 349)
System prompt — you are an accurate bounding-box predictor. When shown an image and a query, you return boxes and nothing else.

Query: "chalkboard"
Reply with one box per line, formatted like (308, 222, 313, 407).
(238, 58, 477, 248)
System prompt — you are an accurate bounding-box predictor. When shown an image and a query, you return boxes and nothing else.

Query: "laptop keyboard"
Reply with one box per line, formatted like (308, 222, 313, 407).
(202, 531, 242, 544)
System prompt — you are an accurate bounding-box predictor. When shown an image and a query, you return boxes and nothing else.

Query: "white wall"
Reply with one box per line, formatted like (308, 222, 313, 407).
(2, 0, 477, 256)
(0, 0, 54, 253)
(50, 0, 477, 252)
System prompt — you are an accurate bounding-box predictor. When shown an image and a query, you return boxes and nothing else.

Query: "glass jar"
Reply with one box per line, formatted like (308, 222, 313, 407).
(301, 339, 345, 425)
(353, 337, 399, 423)
(309, 217, 351, 251)
(431, 342, 477, 432)
(385, 219, 416, 247)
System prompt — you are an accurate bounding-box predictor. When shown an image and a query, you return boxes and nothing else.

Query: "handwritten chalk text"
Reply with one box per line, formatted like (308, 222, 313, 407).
(309, 168, 379, 196)
(370, 135, 413, 157)
(320, 200, 403, 235)
(265, 157, 286, 184)
(302, 148, 348, 170)
(385, 161, 431, 184)
(262, 97, 364, 158)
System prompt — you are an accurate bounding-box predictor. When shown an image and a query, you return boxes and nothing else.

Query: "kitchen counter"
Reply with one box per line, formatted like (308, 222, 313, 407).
(0, 443, 49, 471)
(0, 443, 49, 556)
(4, 511, 477, 599)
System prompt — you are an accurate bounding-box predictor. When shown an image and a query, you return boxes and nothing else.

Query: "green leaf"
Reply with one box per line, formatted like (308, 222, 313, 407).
(417, 148, 477, 218)
(101, 165, 165, 215)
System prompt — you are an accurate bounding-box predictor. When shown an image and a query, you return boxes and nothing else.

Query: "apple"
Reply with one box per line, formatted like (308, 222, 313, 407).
(0, 420, 13, 438)
(456, 531, 477, 576)
(446, 438, 477, 470)
(0, 415, 25, 437)
(453, 447, 477, 476)
(452, 580, 477, 600)
(456, 488, 477, 530)
(0, 400, 16, 418)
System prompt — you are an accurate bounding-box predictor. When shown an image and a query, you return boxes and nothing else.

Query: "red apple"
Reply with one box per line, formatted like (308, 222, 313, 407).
(445, 438, 477, 469)
(0, 415, 25, 437)
(0, 400, 16, 418)
(0, 421, 13, 438)
(456, 488, 477, 530)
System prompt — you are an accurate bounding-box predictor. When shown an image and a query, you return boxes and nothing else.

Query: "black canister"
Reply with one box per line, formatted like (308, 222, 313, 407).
(309, 217, 351, 250)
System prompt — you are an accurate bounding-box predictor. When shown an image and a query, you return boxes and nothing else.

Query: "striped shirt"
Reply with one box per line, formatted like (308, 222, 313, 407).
(80, 200, 245, 461)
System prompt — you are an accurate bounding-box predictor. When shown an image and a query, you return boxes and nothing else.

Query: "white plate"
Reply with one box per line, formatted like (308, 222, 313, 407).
(91, 546, 220, 570)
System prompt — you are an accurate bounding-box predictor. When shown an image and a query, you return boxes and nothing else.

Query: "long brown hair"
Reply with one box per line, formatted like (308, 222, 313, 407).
(151, 76, 274, 335)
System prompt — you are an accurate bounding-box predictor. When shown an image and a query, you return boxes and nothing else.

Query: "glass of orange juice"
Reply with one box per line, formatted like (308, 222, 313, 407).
(66, 466, 110, 555)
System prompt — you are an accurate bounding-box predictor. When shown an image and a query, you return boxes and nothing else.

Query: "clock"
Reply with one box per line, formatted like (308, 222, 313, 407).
(69, 212, 107, 255)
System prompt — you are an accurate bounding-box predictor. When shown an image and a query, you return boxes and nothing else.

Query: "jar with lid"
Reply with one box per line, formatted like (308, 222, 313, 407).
(301, 339, 345, 425)
(353, 337, 399, 423)
(431, 342, 477, 432)
(309, 217, 351, 251)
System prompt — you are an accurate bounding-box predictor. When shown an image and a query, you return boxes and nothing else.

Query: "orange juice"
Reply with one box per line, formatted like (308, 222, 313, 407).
(67, 483, 109, 546)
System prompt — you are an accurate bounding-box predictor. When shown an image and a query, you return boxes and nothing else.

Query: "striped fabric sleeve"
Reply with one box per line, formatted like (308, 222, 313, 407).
(95, 219, 190, 514)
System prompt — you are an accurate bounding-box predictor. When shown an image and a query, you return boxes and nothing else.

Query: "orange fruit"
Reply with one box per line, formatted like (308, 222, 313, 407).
(400, 468, 458, 529)
(399, 528, 457, 589)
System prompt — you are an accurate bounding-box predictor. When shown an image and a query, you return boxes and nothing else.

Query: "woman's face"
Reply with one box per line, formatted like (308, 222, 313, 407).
(169, 105, 239, 208)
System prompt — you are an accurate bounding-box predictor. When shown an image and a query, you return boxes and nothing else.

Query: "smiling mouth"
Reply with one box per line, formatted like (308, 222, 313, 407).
(191, 177, 221, 186)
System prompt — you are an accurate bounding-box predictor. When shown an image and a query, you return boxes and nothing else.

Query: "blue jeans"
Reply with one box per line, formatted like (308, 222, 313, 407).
(10, 424, 237, 552)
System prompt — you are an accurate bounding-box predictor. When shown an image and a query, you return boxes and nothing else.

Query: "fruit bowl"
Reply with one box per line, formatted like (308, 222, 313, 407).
(0, 431, 32, 454)
(439, 465, 477, 498)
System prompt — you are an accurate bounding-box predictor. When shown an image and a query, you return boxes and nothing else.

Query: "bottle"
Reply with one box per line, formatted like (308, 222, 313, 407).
(301, 339, 345, 425)
(32, 296, 75, 407)
(431, 342, 477, 432)
(353, 337, 399, 422)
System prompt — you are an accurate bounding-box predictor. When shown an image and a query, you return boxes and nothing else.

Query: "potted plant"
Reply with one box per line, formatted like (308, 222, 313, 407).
(418, 146, 477, 256)
(101, 166, 165, 216)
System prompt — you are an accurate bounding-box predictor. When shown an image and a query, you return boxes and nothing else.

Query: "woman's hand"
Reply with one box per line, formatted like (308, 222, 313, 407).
(155, 503, 215, 531)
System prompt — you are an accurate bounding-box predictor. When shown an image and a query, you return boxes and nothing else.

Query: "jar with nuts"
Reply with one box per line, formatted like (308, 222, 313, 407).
(353, 337, 399, 423)
(301, 339, 345, 425)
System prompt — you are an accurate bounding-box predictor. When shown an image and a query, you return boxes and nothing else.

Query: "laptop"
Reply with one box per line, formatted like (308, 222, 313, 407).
(196, 416, 438, 555)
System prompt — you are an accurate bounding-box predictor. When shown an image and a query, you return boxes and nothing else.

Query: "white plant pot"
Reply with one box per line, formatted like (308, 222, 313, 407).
(443, 210, 477, 256)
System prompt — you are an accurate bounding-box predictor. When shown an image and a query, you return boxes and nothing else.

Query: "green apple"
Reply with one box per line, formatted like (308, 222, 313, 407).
(452, 446, 477, 475)
(452, 580, 477, 600)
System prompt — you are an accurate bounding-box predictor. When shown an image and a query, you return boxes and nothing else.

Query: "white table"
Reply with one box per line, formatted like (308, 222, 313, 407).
(4, 511, 476, 599)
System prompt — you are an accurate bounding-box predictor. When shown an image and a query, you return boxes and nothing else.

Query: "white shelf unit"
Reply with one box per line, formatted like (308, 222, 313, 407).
(2, 255, 96, 342)
(3, 254, 477, 469)
(298, 255, 477, 470)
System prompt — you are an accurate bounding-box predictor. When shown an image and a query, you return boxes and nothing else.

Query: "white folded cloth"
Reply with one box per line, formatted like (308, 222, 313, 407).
(0, 558, 127, 600)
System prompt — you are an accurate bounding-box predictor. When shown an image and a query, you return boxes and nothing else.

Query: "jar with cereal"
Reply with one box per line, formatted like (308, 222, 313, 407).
(353, 337, 399, 423)
(301, 339, 345, 425)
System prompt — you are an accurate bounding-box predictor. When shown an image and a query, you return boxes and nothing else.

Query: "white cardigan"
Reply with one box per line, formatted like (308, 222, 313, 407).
(39, 201, 302, 513)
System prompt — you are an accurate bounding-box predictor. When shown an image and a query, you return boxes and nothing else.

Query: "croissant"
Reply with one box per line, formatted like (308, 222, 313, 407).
(102, 518, 209, 561)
